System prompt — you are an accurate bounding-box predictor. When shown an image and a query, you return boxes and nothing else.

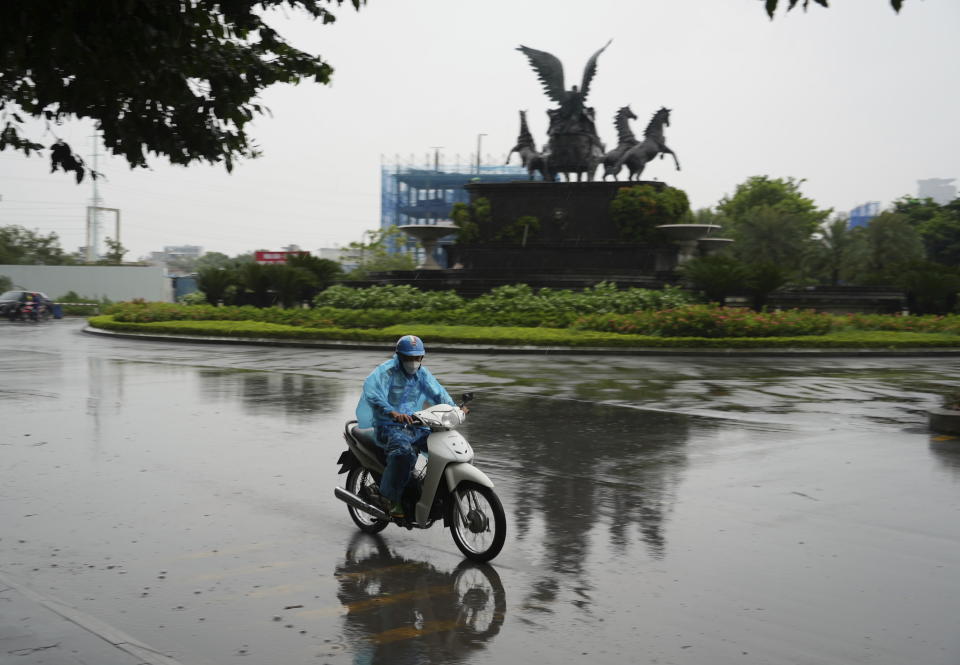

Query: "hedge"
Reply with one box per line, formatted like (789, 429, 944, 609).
(87, 316, 960, 349)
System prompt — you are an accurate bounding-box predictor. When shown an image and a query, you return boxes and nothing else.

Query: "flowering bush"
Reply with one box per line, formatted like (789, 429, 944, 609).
(574, 305, 835, 338)
(838, 313, 960, 335)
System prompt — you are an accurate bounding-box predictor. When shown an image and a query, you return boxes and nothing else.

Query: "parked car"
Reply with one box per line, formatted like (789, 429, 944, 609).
(0, 290, 54, 321)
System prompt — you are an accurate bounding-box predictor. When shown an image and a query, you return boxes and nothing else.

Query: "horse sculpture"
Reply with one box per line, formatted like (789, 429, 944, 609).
(516, 40, 611, 181)
(601, 106, 639, 180)
(614, 107, 681, 181)
(506, 110, 552, 181)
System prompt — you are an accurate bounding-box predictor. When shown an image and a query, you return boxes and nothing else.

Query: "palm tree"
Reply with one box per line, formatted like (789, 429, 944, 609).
(196, 266, 235, 304)
(811, 217, 865, 286)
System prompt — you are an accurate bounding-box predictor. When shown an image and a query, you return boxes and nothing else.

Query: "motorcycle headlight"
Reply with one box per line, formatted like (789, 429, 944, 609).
(439, 409, 462, 429)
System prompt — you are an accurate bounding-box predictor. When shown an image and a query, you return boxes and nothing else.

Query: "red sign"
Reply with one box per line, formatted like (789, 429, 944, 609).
(255, 251, 308, 264)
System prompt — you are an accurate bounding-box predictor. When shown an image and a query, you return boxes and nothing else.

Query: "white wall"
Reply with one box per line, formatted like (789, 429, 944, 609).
(0, 265, 172, 302)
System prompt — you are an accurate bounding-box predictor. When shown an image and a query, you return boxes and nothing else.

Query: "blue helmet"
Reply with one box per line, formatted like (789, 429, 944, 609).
(395, 334, 425, 357)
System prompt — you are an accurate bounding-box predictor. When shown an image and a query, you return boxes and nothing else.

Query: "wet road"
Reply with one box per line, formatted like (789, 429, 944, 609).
(2, 319, 959, 665)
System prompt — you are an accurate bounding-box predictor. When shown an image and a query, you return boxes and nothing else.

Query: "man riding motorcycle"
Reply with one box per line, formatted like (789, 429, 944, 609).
(355, 335, 462, 519)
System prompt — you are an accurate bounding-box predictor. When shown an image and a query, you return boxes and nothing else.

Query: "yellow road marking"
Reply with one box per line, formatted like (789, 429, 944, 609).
(334, 562, 424, 580)
(372, 620, 462, 644)
(296, 584, 455, 619)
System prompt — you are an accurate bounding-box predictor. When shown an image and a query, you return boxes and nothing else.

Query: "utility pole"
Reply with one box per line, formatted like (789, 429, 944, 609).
(476, 134, 486, 175)
(86, 132, 102, 262)
(430, 146, 443, 172)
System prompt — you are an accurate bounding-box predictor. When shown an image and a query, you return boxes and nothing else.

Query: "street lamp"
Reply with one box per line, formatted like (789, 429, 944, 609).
(476, 133, 486, 175)
(430, 146, 443, 172)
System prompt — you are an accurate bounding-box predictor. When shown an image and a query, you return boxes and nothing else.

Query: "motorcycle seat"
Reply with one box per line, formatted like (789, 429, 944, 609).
(349, 425, 388, 467)
(350, 425, 379, 448)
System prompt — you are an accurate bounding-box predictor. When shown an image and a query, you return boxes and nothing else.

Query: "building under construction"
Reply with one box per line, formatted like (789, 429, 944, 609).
(380, 161, 526, 265)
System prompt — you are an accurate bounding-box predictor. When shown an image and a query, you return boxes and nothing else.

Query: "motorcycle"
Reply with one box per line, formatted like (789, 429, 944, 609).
(334, 393, 507, 562)
(10, 299, 49, 322)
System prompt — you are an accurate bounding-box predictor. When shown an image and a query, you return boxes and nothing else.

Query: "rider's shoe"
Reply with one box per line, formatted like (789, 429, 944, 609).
(388, 501, 405, 519)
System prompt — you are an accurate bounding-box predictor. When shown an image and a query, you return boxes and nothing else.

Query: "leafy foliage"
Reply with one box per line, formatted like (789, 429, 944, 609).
(893, 196, 960, 267)
(88, 315, 960, 349)
(0, 0, 363, 179)
(98, 237, 127, 265)
(895, 261, 960, 315)
(610, 185, 690, 242)
(575, 305, 834, 337)
(314, 284, 465, 311)
(314, 282, 696, 324)
(808, 217, 867, 286)
(858, 212, 925, 281)
(763, 0, 904, 18)
(342, 226, 417, 278)
(0, 225, 75, 265)
(451, 198, 492, 244)
(495, 215, 541, 244)
(719, 176, 829, 238)
(55, 290, 109, 315)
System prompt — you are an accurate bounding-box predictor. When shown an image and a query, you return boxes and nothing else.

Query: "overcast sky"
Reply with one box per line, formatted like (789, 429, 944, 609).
(1, 0, 957, 260)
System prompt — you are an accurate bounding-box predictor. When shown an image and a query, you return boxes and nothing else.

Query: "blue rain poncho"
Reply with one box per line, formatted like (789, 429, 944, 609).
(355, 354, 456, 429)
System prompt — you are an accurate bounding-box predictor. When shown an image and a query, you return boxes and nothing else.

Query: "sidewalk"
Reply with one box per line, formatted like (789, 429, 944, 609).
(0, 572, 184, 665)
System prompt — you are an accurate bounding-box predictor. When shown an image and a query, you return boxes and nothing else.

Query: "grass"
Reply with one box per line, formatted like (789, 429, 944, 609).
(87, 315, 960, 350)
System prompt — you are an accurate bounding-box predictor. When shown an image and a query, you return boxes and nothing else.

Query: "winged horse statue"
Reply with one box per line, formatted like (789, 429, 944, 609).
(516, 40, 611, 181)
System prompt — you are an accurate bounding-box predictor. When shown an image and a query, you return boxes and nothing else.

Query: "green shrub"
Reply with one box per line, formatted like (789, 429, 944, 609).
(178, 291, 208, 305)
(575, 305, 835, 337)
(610, 185, 690, 242)
(838, 312, 960, 334)
(55, 290, 106, 315)
(86, 316, 960, 349)
(313, 284, 465, 311)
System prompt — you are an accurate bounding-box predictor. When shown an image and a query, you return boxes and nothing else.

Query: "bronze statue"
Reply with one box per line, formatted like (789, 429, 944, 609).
(601, 105, 639, 180)
(516, 40, 611, 181)
(506, 110, 552, 181)
(613, 107, 681, 181)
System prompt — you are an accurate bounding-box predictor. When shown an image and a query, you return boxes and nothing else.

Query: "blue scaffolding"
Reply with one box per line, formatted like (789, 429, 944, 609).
(380, 162, 526, 265)
(848, 201, 880, 229)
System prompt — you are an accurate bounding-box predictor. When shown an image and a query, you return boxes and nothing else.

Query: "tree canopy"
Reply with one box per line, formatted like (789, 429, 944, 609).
(0, 225, 75, 265)
(0, 0, 362, 182)
(763, 0, 904, 18)
(892, 196, 960, 267)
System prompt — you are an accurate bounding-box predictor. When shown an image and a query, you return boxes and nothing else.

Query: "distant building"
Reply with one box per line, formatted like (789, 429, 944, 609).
(380, 161, 526, 266)
(848, 202, 880, 229)
(917, 178, 957, 205)
(147, 245, 203, 277)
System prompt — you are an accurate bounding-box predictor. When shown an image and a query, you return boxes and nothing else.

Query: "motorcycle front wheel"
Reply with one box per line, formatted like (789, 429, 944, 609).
(345, 466, 389, 534)
(447, 482, 506, 563)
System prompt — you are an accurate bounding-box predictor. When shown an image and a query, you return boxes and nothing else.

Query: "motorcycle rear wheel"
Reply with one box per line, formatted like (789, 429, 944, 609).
(345, 466, 389, 534)
(447, 482, 506, 563)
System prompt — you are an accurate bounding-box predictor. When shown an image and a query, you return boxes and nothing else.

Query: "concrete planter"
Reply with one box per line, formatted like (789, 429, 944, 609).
(929, 408, 960, 435)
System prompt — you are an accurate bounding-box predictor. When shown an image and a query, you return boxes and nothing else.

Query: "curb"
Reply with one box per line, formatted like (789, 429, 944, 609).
(82, 325, 960, 357)
(929, 408, 960, 435)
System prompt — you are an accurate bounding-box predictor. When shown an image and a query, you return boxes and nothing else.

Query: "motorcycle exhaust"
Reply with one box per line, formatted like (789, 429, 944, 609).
(334, 486, 389, 521)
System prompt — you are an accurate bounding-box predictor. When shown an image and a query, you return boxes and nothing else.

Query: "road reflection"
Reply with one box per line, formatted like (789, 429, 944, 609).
(929, 435, 960, 481)
(196, 369, 347, 418)
(335, 533, 506, 665)
(466, 396, 690, 567)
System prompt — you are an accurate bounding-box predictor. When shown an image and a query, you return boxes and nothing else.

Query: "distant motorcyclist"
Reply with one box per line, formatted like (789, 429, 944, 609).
(355, 335, 458, 518)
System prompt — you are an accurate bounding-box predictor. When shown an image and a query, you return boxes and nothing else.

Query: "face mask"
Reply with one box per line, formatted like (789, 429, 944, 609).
(402, 359, 421, 374)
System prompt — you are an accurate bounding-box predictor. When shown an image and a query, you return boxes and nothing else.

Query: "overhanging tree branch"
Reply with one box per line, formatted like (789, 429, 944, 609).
(764, 0, 905, 18)
(0, 0, 363, 181)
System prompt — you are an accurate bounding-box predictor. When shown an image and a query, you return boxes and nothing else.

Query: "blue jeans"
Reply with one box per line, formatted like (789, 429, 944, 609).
(375, 424, 429, 503)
